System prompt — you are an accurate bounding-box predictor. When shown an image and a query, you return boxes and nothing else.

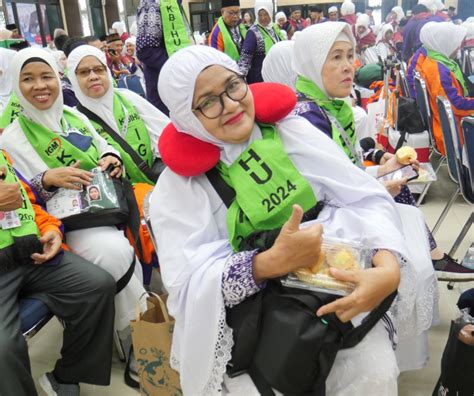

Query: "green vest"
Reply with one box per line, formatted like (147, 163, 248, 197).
(160, 0, 193, 57)
(90, 92, 155, 184)
(217, 17, 247, 61)
(19, 110, 100, 171)
(0, 151, 40, 250)
(216, 124, 317, 251)
(256, 24, 284, 55)
(0, 94, 22, 129)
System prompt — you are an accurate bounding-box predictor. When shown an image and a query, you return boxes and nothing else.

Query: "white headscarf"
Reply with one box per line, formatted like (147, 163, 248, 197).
(123, 36, 136, 55)
(52, 50, 66, 74)
(356, 13, 371, 38)
(328, 6, 338, 14)
(159, 46, 261, 165)
(420, 21, 467, 57)
(377, 23, 394, 43)
(0, 48, 15, 110)
(391, 6, 405, 22)
(262, 40, 297, 91)
(462, 22, 474, 41)
(67, 45, 117, 131)
(418, 0, 436, 13)
(11, 48, 64, 132)
(111, 21, 125, 36)
(293, 22, 356, 97)
(275, 11, 287, 23)
(340, 0, 355, 16)
(255, 5, 273, 28)
(152, 38, 411, 396)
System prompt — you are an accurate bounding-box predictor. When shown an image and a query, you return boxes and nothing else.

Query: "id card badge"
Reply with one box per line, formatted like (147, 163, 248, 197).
(0, 210, 22, 229)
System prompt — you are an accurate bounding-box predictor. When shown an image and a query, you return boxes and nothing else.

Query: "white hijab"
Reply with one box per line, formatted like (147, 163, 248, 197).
(255, 5, 273, 29)
(340, 0, 355, 16)
(356, 13, 371, 38)
(52, 50, 66, 74)
(377, 23, 394, 43)
(111, 21, 125, 36)
(420, 21, 467, 57)
(11, 48, 64, 132)
(0, 48, 15, 110)
(275, 11, 287, 23)
(262, 40, 297, 91)
(391, 6, 405, 22)
(159, 45, 261, 165)
(67, 45, 117, 131)
(153, 44, 409, 396)
(292, 22, 356, 97)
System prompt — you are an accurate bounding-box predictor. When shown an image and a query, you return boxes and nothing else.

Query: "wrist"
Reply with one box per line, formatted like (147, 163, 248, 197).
(252, 248, 281, 283)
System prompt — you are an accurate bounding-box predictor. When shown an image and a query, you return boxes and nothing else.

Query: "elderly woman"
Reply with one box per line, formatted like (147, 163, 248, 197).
(418, 22, 474, 155)
(67, 45, 168, 185)
(376, 24, 397, 61)
(275, 11, 292, 40)
(238, 6, 284, 84)
(0, 48, 146, 339)
(355, 14, 376, 53)
(150, 44, 412, 395)
(275, 22, 439, 371)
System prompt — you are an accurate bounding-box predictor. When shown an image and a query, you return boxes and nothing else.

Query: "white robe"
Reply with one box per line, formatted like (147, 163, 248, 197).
(0, 106, 145, 331)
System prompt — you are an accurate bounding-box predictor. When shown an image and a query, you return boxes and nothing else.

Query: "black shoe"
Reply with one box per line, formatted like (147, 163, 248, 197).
(433, 254, 474, 281)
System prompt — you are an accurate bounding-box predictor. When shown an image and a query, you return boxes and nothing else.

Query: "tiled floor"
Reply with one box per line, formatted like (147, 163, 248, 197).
(29, 161, 473, 396)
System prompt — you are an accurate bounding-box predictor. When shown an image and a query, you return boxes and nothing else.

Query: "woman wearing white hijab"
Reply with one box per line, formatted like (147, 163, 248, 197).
(151, 44, 410, 395)
(0, 48, 146, 334)
(376, 24, 396, 60)
(238, 5, 285, 84)
(67, 45, 168, 185)
(418, 21, 474, 155)
(261, 40, 297, 90)
(292, 22, 438, 370)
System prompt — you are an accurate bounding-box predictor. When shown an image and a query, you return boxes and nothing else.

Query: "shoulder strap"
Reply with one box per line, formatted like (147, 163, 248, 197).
(77, 104, 162, 183)
(205, 167, 235, 208)
(322, 109, 364, 168)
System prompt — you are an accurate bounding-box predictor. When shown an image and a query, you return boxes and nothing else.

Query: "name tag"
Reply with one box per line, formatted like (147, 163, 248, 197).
(0, 210, 22, 229)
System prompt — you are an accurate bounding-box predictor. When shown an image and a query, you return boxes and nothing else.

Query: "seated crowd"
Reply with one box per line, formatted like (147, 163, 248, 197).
(0, 0, 473, 395)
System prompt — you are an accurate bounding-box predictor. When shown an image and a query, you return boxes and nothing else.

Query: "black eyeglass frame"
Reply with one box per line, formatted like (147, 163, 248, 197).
(192, 76, 248, 119)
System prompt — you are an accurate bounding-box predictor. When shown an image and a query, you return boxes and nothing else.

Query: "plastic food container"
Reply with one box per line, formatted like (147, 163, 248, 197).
(281, 237, 372, 296)
(408, 162, 437, 184)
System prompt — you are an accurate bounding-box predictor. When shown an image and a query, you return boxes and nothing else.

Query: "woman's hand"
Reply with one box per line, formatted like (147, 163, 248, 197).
(316, 250, 400, 322)
(43, 161, 94, 190)
(99, 156, 123, 178)
(383, 178, 408, 197)
(252, 205, 323, 283)
(458, 324, 474, 346)
(31, 231, 63, 264)
(377, 152, 419, 177)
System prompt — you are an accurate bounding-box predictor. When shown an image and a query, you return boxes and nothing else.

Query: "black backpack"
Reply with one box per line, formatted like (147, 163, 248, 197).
(206, 168, 397, 395)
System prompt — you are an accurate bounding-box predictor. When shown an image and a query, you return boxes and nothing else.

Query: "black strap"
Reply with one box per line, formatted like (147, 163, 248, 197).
(395, 129, 407, 152)
(116, 255, 136, 294)
(248, 364, 275, 396)
(205, 167, 236, 208)
(342, 290, 397, 348)
(77, 104, 161, 183)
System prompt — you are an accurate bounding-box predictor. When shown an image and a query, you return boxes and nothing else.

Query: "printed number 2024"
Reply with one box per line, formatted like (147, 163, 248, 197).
(262, 179, 297, 213)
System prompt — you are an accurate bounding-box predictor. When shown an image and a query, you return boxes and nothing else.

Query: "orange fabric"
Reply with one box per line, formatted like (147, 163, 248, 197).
(208, 24, 225, 52)
(418, 58, 471, 155)
(2, 150, 65, 246)
(125, 182, 155, 264)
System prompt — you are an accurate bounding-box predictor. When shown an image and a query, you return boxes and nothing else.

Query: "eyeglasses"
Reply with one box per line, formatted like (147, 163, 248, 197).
(225, 10, 241, 17)
(193, 77, 248, 119)
(75, 66, 108, 78)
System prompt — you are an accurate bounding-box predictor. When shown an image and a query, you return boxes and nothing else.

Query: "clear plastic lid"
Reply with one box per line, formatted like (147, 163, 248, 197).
(281, 236, 372, 296)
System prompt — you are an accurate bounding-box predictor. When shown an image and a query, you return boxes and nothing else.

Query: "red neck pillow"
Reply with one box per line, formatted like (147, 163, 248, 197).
(158, 82, 297, 177)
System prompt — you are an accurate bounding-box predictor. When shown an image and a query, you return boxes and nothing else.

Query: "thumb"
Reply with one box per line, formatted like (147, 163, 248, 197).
(282, 204, 304, 233)
(39, 232, 54, 244)
(71, 160, 81, 168)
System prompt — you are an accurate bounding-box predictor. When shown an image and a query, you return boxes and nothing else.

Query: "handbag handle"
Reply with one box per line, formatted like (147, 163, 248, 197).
(135, 291, 171, 323)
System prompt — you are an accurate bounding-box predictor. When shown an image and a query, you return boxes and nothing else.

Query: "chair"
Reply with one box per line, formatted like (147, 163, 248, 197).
(20, 298, 53, 339)
(435, 101, 473, 257)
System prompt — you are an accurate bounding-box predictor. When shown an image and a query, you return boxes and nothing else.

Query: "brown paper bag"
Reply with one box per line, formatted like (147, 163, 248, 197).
(131, 292, 182, 396)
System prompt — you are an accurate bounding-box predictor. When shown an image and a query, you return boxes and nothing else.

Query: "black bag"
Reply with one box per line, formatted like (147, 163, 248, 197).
(77, 104, 165, 183)
(61, 176, 131, 231)
(433, 321, 474, 396)
(394, 96, 426, 151)
(206, 168, 397, 395)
